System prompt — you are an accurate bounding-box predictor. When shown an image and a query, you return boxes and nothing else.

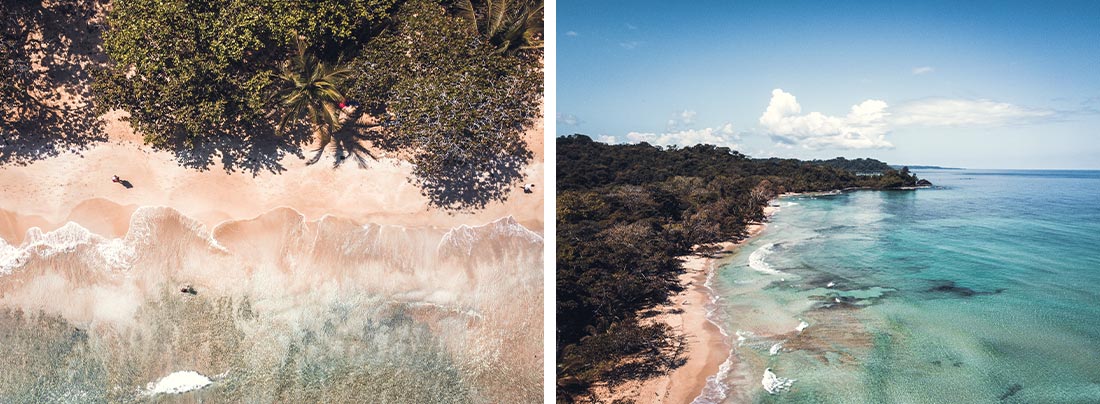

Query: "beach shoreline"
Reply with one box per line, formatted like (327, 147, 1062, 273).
(593, 204, 778, 404)
(0, 108, 544, 245)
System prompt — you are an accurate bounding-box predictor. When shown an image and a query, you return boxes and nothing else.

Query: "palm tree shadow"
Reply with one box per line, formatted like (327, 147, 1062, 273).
(305, 107, 390, 168)
(310, 107, 531, 211)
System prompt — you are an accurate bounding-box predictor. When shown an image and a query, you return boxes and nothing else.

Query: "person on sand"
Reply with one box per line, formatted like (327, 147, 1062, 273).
(180, 285, 197, 295)
(523, 183, 535, 193)
(111, 175, 120, 183)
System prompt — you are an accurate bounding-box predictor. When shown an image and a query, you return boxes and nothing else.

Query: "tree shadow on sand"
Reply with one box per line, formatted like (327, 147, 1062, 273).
(309, 107, 533, 211)
(1, 0, 108, 166)
(307, 107, 387, 169)
(410, 142, 532, 212)
(163, 125, 311, 176)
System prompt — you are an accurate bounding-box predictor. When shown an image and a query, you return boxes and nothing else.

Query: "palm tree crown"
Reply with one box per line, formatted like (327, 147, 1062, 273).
(275, 36, 351, 139)
(449, 0, 543, 56)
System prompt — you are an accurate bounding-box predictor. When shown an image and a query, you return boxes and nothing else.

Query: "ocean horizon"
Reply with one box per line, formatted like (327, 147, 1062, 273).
(696, 168, 1100, 403)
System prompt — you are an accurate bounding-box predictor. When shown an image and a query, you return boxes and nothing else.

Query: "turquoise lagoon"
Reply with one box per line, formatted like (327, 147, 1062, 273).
(695, 170, 1100, 403)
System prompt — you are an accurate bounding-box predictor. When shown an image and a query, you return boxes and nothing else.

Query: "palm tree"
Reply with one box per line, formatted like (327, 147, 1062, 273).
(448, 0, 543, 56)
(275, 35, 351, 165)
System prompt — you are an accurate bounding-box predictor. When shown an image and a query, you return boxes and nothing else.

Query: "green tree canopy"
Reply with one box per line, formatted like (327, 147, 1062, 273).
(348, 0, 542, 211)
(91, 0, 394, 173)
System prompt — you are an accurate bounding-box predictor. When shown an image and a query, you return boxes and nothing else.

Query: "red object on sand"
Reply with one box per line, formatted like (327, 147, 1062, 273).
(112, 175, 120, 183)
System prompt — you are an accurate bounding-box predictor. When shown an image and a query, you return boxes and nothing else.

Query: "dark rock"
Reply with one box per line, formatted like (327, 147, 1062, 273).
(998, 383, 1022, 401)
(916, 179, 933, 186)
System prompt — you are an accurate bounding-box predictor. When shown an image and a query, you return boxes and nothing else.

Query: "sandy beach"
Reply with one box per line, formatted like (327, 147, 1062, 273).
(1, 2, 545, 401)
(592, 206, 777, 403)
(0, 111, 545, 402)
(0, 108, 544, 245)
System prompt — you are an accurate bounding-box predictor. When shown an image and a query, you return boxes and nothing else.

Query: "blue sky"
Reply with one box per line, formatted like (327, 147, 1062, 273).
(557, 0, 1100, 169)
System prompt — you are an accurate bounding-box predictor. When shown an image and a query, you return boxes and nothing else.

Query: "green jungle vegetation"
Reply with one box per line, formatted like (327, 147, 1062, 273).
(1, 0, 542, 211)
(556, 135, 920, 402)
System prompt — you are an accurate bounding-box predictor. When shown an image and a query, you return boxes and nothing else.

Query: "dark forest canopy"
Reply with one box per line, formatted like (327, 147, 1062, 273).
(556, 134, 920, 402)
(810, 156, 894, 173)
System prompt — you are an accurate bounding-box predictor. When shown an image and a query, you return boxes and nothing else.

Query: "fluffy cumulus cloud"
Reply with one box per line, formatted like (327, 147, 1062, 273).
(600, 123, 739, 148)
(759, 89, 893, 149)
(759, 89, 1057, 150)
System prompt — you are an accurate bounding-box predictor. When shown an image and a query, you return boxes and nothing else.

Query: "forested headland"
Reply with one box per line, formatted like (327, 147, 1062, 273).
(556, 134, 922, 402)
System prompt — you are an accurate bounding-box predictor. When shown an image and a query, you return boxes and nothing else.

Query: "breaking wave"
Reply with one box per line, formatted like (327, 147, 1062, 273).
(0, 207, 543, 403)
(748, 243, 784, 275)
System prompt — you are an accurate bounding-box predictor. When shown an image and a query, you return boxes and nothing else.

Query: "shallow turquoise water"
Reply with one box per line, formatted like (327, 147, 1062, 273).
(701, 170, 1100, 403)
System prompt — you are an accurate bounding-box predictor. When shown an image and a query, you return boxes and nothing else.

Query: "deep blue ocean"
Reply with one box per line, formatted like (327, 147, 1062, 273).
(698, 169, 1100, 403)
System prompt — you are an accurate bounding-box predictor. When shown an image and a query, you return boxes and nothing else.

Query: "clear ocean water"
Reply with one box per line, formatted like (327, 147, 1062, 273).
(701, 169, 1100, 403)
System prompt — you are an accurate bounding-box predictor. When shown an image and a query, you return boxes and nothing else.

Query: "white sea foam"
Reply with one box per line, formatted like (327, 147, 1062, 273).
(690, 350, 737, 404)
(691, 261, 736, 404)
(783, 201, 800, 207)
(0, 239, 28, 276)
(796, 320, 810, 333)
(438, 216, 542, 256)
(826, 281, 836, 288)
(96, 238, 137, 270)
(762, 368, 795, 394)
(25, 222, 93, 258)
(1, 222, 95, 275)
(769, 342, 783, 355)
(735, 330, 753, 346)
(748, 243, 784, 275)
(145, 370, 212, 396)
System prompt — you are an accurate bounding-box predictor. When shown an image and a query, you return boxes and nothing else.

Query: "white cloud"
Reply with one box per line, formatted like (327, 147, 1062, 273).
(759, 89, 893, 149)
(666, 109, 697, 130)
(758, 89, 1058, 150)
(557, 112, 580, 126)
(679, 110, 697, 125)
(619, 124, 740, 148)
(626, 23, 638, 30)
(596, 135, 618, 144)
(565, 31, 579, 37)
(619, 41, 641, 50)
(912, 66, 935, 75)
(892, 98, 1055, 126)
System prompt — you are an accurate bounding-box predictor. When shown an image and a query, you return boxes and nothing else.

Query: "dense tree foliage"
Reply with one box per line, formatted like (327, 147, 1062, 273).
(347, 0, 542, 210)
(91, 0, 395, 173)
(86, 0, 541, 210)
(556, 135, 919, 402)
(810, 156, 895, 173)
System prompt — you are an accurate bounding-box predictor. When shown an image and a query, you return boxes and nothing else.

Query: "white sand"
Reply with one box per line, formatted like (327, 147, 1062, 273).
(146, 371, 212, 395)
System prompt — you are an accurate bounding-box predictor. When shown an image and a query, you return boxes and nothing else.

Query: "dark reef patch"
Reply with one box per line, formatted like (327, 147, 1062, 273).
(998, 383, 1022, 401)
(925, 280, 1004, 297)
